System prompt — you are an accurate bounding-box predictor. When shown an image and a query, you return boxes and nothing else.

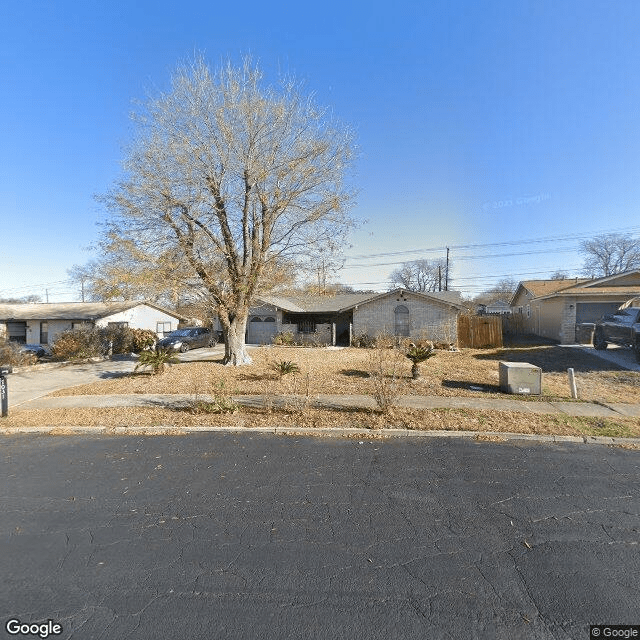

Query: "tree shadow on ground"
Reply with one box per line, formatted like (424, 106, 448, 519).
(475, 338, 626, 374)
(441, 380, 501, 393)
(341, 369, 371, 378)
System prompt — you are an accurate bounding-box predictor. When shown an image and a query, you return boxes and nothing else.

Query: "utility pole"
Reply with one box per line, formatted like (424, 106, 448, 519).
(445, 247, 450, 291)
(45, 289, 49, 303)
(438, 265, 442, 291)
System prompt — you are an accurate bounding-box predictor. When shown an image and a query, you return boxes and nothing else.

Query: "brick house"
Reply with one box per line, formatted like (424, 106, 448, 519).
(510, 270, 640, 343)
(247, 289, 465, 346)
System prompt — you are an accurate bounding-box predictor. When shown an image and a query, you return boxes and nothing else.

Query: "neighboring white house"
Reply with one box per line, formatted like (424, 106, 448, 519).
(477, 300, 512, 315)
(0, 302, 186, 345)
(247, 289, 465, 346)
(510, 270, 640, 343)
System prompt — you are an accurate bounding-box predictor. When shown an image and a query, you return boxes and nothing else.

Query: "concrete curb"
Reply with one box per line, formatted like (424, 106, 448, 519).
(2, 424, 639, 447)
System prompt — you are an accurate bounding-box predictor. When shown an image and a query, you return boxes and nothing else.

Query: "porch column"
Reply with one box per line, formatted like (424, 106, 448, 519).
(559, 298, 577, 344)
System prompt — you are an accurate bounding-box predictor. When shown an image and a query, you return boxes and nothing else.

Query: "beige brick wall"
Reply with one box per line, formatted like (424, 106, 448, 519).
(559, 298, 577, 344)
(353, 292, 458, 343)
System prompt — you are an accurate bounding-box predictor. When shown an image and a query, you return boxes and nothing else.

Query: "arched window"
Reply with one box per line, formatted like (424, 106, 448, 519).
(251, 317, 263, 322)
(394, 305, 409, 336)
(263, 317, 275, 322)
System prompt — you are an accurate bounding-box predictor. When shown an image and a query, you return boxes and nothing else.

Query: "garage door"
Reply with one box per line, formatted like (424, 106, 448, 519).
(576, 302, 624, 324)
(7, 321, 27, 343)
(247, 316, 278, 344)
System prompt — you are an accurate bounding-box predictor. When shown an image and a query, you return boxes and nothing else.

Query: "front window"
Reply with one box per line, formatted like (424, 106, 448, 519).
(157, 321, 172, 336)
(298, 319, 316, 334)
(394, 305, 409, 336)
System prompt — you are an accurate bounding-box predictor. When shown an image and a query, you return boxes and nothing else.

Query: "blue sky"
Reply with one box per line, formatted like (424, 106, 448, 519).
(2, 0, 640, 301)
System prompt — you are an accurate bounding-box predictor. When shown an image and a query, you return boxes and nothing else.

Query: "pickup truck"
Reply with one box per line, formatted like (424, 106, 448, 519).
(592, 303, 640, 362)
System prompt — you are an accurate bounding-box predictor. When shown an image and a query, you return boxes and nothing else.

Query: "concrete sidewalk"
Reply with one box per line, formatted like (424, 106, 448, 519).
(11, 392, 640, 418)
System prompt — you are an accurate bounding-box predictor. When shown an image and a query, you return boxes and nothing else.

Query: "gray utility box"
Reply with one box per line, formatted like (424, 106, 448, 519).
(499, 361, 541, 395)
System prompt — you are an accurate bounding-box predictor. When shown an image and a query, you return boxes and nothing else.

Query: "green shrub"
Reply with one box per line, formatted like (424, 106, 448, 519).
(271, 360, 300, 377)
(405, 342, 435, 379)
(134, 347, 178, 375)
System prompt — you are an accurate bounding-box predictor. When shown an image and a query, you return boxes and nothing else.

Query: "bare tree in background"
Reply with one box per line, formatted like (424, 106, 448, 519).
(99, 57, 356, 364)
(389, 258, 450, 292)
(580, 233, 640, 277)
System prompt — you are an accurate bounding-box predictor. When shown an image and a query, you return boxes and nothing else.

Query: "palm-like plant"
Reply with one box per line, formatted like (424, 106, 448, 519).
(271, 360, 300, 378)
(405, 343, 435, 379)
(134, 346, 178, 375)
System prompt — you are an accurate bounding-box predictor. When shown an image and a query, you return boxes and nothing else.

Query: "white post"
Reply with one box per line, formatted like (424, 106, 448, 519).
(568, 368, 578, 399)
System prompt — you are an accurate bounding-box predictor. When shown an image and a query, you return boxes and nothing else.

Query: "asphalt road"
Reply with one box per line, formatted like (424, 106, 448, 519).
(1, 434, 638, 640)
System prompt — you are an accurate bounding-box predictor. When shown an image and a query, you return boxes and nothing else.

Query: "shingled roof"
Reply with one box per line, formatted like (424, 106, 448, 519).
(256, 289, 464, 313)
(0, 301, 184, 321)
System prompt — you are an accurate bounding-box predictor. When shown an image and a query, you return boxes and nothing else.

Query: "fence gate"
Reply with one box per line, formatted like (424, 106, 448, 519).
(457, 315, 503, 348)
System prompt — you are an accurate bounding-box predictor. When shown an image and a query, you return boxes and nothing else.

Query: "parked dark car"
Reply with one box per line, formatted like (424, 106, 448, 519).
(156, 327, 217, 353)
(593, 301, 640, 362)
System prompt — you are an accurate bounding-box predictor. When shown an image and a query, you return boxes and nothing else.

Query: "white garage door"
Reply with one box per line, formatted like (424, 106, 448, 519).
(247, 316, 277, 344)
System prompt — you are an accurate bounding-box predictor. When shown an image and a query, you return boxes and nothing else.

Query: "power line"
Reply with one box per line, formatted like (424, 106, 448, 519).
(344, 224, 640, 261)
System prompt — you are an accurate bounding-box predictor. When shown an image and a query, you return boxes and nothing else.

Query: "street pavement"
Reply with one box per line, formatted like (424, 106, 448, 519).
(1, 433, 638, 639)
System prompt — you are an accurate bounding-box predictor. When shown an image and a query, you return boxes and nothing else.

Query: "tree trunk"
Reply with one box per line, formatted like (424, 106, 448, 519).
(411, 363, 420, 380)
(223, 316, 252, 366)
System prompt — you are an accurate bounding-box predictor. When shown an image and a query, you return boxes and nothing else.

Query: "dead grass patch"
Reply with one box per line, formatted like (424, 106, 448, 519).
(3, 405, 639, 439)
(49, 344, 640, 405)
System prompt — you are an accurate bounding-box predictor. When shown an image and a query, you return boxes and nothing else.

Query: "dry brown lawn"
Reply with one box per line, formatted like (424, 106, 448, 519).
(50, 343, 640, 403)
(4, 342, 639, 438)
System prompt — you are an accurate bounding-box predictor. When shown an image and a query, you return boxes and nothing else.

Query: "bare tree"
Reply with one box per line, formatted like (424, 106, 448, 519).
(389, 258, 450, 292)
(0, 295, 41, 303)
(99, 57, 356, 364)
(580, 233, 640, 277)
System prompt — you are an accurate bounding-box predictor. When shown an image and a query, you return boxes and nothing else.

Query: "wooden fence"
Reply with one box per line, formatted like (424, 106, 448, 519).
(457, 315, 503, 348)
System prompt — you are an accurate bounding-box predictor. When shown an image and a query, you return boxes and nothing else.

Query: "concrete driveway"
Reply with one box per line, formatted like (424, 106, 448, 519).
(6, 345, 227, 408)
(567, 344, 640, 372)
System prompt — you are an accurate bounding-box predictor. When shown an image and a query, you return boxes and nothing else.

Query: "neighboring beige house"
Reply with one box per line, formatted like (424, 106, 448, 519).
(0, 302, 186, 346)
(510, 270, 640, 343)
(248, 289, 465, 346)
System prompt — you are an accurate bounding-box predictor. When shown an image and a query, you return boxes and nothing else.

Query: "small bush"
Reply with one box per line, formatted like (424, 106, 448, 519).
(0, 339, 36, 366)
(191, 381, 238, 414)
(51, 328, 105, 360)
(367, 347, 404, 415)
(129, 328, 157, 353)
(351, 333, 376, 348)
(134, 347, 178, 375)
(273, 331, 296, 346)
(271, 360, 300, 377)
